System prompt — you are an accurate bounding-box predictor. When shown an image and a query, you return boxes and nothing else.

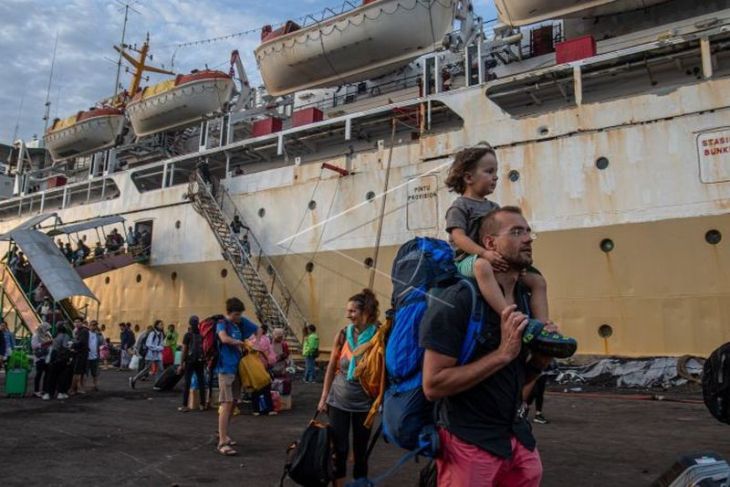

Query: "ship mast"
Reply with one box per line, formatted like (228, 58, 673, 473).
(113, 33, 175, 106)
(113, 2, 139, 98)
(42, 34, 59, 136)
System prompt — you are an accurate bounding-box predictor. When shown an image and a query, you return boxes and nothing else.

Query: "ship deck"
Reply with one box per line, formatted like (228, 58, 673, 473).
(0, 369, 727, 486)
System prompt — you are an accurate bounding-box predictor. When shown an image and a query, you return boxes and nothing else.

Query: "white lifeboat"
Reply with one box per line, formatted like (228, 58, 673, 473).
(126, 70, 234, 137)
(44, 107, 125, 161)
(254, 0, 456, 96)
(494, 0, 670, 27)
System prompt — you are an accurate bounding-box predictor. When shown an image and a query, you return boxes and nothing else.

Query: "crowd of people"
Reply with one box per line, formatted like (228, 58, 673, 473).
(54, 226, 151, 267)
(26, 318, 110, 400)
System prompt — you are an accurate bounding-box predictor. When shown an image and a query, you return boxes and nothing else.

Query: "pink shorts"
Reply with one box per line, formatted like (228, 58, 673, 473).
(437, 428, 542, 487)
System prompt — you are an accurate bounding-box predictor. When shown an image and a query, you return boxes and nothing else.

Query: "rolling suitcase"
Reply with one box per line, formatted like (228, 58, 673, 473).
(153, 365, 183, 391)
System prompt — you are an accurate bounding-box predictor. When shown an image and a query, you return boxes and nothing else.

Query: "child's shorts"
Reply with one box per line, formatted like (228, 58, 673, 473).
(455, 254, 478, 278)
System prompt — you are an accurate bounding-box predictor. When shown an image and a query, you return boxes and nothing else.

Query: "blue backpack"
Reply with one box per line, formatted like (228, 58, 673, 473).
(381, 237, 485, 455)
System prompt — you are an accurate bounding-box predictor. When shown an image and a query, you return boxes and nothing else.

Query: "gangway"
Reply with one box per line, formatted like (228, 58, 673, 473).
(0, 215, 100, 334)
(0, 263, 43, 337)
(187, 172, 305, 352)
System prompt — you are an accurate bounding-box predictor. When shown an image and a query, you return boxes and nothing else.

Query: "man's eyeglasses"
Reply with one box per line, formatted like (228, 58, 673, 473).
(492, 228, 538, 240)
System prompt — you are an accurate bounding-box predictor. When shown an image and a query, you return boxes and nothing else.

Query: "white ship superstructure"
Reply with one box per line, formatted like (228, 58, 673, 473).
(2, 0, 729, 356)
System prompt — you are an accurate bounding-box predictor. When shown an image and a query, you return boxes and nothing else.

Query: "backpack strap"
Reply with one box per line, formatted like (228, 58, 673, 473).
(456, 279, 485, 365)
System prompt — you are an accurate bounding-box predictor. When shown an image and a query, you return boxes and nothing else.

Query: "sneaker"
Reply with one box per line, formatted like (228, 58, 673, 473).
(33, 392, 43, 398)
(57, 394, 68, 400)
(533, 413, 550, 424)
(129, 377, 136, 389)
(522, 319, 577, 359)
(42, 393, 50, 401)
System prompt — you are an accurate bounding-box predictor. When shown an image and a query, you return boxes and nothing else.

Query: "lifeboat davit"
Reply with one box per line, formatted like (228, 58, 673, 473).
(494, 0, 670, 27)
(44, 107, 125, 161)
(254, 0, 456, 96)
(126, 70, 234, 137)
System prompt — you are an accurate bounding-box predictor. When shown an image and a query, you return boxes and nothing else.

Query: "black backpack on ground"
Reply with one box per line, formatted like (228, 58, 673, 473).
(281, 413, 335, 487)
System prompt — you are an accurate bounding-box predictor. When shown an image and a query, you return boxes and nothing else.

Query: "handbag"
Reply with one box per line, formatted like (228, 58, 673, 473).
(280, 412, 335, 487)
(238, 345, 272, 392)
(129, 354, 140, 371)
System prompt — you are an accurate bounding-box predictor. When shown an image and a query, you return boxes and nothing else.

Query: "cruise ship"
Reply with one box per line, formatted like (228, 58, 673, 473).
(1, 0, 729, 357)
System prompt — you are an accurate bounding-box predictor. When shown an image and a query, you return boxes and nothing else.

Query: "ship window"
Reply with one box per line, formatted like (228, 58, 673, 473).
(705, 230, 722, 245)
(136, 274, 142, 283)
(171, 272, 177, 281)
(175, 220, 181, 229)
(600, 238, 615, 253)
(364, 257, 374, 268)
(596, 157, 609, 170)
(131, 167, 165, 192)
(308, 200, 317, 210)
(258, 208, 266, 218)
(105, 276, 110, 285)
(305, 262, 314, 273)
(366, 191, 375, 201)
(221, 269, 228, 278)
(266, 264, 274, 276)
(508, 170, 520, 182)
(598, 324, 613, 338)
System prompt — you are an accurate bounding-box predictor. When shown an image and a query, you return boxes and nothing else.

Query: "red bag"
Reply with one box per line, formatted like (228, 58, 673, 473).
(162, 346, 174, 367)
(199, 314, 225, 368)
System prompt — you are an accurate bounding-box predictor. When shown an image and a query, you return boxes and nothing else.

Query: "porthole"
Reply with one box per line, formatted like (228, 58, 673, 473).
(175, 220, 181, 229)
(600, 238, 614, 253)
(508, 170, 520, 182)
(267, 265, 274, 276)
(595, 157, 609, 170)
(305, 262, 314, 273)
(171, 272, 177, 281)
(221, 269, 228, 278)
(366, 191, 376, 201)
(100, 324, 106, 332)
(598, 324, 613, 338)
(134, 325, 140, 332)
(364, 257, 374, 268)
(258, 208, 266, 218)
(308, 200, 317, 210)
(136, 274, 142, 283)
(104, 276, 110, 285)
(538, 126, 550, 136)
(705, 229, 722, 245)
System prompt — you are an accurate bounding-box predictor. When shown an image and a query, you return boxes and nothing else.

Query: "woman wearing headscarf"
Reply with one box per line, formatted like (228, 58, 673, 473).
(318, 289, 380, 486)
(44, 323, 73, 400)
(31, 322, 53, 399)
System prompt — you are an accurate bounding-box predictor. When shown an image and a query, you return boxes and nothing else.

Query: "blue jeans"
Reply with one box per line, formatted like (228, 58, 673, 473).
(304, 356, 317, 382)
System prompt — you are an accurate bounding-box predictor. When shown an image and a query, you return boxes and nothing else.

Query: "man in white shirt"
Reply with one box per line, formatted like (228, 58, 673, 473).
(87, 321, 103, 391)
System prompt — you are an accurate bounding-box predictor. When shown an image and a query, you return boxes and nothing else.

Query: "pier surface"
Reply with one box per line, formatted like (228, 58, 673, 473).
(0, 371, 727, 486)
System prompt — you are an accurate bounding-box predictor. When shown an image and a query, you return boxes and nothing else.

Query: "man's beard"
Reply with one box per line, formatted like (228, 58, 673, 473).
(506, 252, 533, 270)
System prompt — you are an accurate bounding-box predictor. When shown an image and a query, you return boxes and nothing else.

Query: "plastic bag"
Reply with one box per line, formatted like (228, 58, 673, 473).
(129, 354, 140, 371)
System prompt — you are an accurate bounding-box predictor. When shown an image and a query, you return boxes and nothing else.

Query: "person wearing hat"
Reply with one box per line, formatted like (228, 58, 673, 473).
(177, 315, 206, 412)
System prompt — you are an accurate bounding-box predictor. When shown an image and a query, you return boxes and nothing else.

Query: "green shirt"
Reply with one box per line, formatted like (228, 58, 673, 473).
(302, 333, 319, 357)
(164, 330, 179, 348)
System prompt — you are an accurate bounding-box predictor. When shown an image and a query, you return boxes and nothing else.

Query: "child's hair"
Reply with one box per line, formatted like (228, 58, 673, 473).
(445, 143, 497, 195)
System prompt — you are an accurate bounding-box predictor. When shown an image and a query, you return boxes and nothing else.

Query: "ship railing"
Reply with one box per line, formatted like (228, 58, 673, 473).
(215, 180, 309, 335)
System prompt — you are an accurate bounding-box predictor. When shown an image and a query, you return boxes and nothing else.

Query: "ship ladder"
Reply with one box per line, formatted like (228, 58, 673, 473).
(0, 263, 43, 337)
(187, 172, 305, 353)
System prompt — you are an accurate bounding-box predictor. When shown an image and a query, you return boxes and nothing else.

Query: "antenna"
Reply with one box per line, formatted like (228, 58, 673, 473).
(113, 1, 141, 97)
(42, 33, 59, 135)
(12, 92, 25, 143)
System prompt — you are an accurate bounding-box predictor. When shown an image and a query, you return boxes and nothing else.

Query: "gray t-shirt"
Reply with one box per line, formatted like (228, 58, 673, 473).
(326, 330, 372, 412)
(445, 196, 499, 260)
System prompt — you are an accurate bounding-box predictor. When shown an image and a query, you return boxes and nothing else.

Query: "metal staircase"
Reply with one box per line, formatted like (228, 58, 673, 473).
(187, 172, 305, 352)
(0, 263, 42, 334)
